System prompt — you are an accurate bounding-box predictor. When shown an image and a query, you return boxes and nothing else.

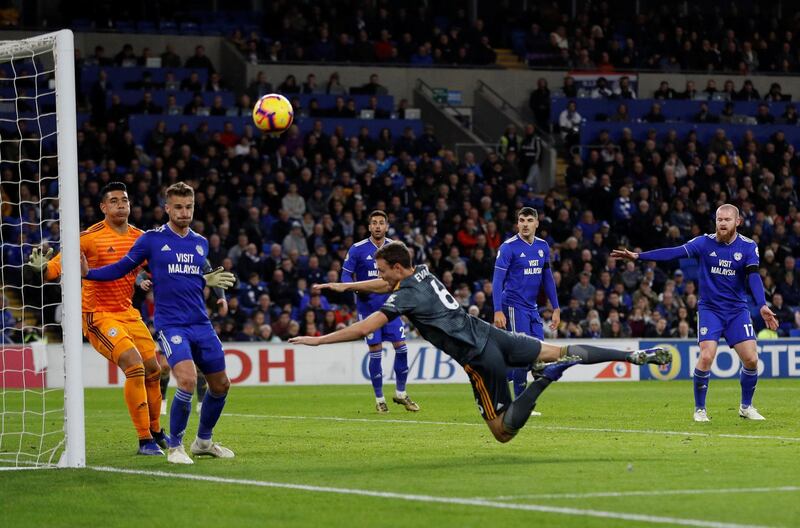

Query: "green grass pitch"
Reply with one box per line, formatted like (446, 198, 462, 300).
(2, 379, 799, 527)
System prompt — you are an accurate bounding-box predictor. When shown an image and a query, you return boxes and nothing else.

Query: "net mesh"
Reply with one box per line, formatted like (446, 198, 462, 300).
(0, 34, 67, 468)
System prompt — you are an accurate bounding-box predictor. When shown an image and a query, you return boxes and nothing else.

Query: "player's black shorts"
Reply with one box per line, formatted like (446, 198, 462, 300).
(464, 326, 543, 421)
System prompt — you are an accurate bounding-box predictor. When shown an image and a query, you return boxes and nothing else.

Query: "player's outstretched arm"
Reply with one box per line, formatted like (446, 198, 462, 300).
(611, 245, 687, 262)
(82, 235, 149, 281)
(313, 278, 392, 295)
(290, 311, 389, 346)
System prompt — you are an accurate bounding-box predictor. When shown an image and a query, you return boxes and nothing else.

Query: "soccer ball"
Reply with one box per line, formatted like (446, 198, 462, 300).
(252, 93, 294, 135)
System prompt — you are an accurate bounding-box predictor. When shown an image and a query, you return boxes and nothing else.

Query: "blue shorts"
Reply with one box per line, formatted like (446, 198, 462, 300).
(697, 307, 755, 346)
(157, 322, 226, 374)
(363, 312, 406, 346)
(504, 305, 544, 339)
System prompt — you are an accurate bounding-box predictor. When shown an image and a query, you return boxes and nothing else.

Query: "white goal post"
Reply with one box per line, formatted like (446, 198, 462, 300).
(0, 29, 83, 469)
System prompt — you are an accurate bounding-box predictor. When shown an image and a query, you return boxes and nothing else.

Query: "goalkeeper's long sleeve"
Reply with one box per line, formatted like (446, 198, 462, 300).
(637, 246, 688, 262)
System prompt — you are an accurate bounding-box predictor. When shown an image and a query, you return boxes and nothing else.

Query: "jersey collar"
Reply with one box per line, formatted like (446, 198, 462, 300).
(717, 232, 738, 246)
(369, 236, 387, 249)
(165, 223, 191, 239)
(517, 235, 536, 246)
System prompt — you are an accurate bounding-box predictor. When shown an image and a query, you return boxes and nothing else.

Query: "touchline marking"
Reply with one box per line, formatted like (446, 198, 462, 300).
(88, 466, 770, 528)
(224, 413, 800, 442)
(480, 486, 800, 501)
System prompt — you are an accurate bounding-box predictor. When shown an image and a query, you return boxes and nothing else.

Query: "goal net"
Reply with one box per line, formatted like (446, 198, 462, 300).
(0, 30, 83, 469)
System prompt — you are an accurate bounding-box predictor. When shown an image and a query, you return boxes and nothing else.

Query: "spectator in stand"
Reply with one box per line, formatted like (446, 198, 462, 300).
(558, 100, 582, 149)
(643, 102, 666, 123)
(180, 71, 203, 92)
(561, 76, 577, 98)
(770, 293, 794, 333)
(614, 76, 636, 99)
(590, 77, 614, 99)
(278, 74, 300, 93)
(679, 80, 698, 100)
(653, 81, 676, 99)
(736, 80, 760, 101)
(755, 104, 775, 124)
(247, 71, 273, 101)
(185, 45, 215, 73)
(693, 102, 719, 124)
(528, 78, 551, 130)
(361, 73, 388, 96)
(160, 44, 181, 68)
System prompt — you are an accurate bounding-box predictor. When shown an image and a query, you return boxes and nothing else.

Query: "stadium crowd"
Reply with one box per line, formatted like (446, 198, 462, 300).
(227, 2, 498, 67)
(518, 1, 800, 74)
(2, 36, 800, 347)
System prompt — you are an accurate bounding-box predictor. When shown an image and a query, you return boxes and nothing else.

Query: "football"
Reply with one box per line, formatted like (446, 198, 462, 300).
(252, 93, 294, 135)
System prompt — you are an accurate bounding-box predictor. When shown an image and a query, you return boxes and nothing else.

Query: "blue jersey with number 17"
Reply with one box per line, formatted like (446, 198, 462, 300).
(682, 233, 759, 313)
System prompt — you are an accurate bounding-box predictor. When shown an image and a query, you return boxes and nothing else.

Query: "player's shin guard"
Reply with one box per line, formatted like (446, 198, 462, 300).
(197, 389, 227, 440)
(123, 365, 150, 439)
(168, 388, 193, 448)
(740, 367, 758, 407)
(693, 368, 710, 410)
(144, 371, 162, 432)
(510, 368, 527, 398)
(393, 345, 409, 393)
(368, 351, 384, 398)
(502, 378, 552, 432)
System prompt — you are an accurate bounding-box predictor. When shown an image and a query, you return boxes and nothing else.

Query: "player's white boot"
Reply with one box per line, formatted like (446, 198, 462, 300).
(693, 408, 710, 422)
(160, 399, 168, 415)
(738, 405, 765, 420)
(191, 437, 235, 458)
(167, 445, 194, 465)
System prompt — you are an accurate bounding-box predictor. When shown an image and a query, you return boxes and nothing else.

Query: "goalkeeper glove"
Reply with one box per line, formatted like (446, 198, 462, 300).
(203, 267, 236, 289)
(28, 247, 54, 272)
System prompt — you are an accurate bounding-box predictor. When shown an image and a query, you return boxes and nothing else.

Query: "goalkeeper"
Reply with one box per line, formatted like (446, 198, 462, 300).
(83, 182, 237, 465)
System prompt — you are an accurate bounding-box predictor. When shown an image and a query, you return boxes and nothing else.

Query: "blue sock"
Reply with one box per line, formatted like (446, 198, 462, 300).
(740, 367, 758, 407)
(368, 351, 384, 398)
(693, 368, 710, 410)
(197, 389, 227, 440)
(168, 388, 193, 448)
(511, 368, 527, 398)
(393, 345, 409, 393)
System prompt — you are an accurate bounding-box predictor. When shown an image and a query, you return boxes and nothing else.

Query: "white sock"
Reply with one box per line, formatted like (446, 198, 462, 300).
(395, 390, 407, 399)
(376, 396, 386, 403)
(195, 437, 211, 448)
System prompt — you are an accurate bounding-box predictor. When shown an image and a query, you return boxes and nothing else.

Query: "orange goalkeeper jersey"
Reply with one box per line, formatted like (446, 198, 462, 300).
(46, 220, 145, 313)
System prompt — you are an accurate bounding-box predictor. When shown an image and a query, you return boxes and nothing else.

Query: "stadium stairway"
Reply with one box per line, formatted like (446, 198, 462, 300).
(494, 48, 526, 70)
